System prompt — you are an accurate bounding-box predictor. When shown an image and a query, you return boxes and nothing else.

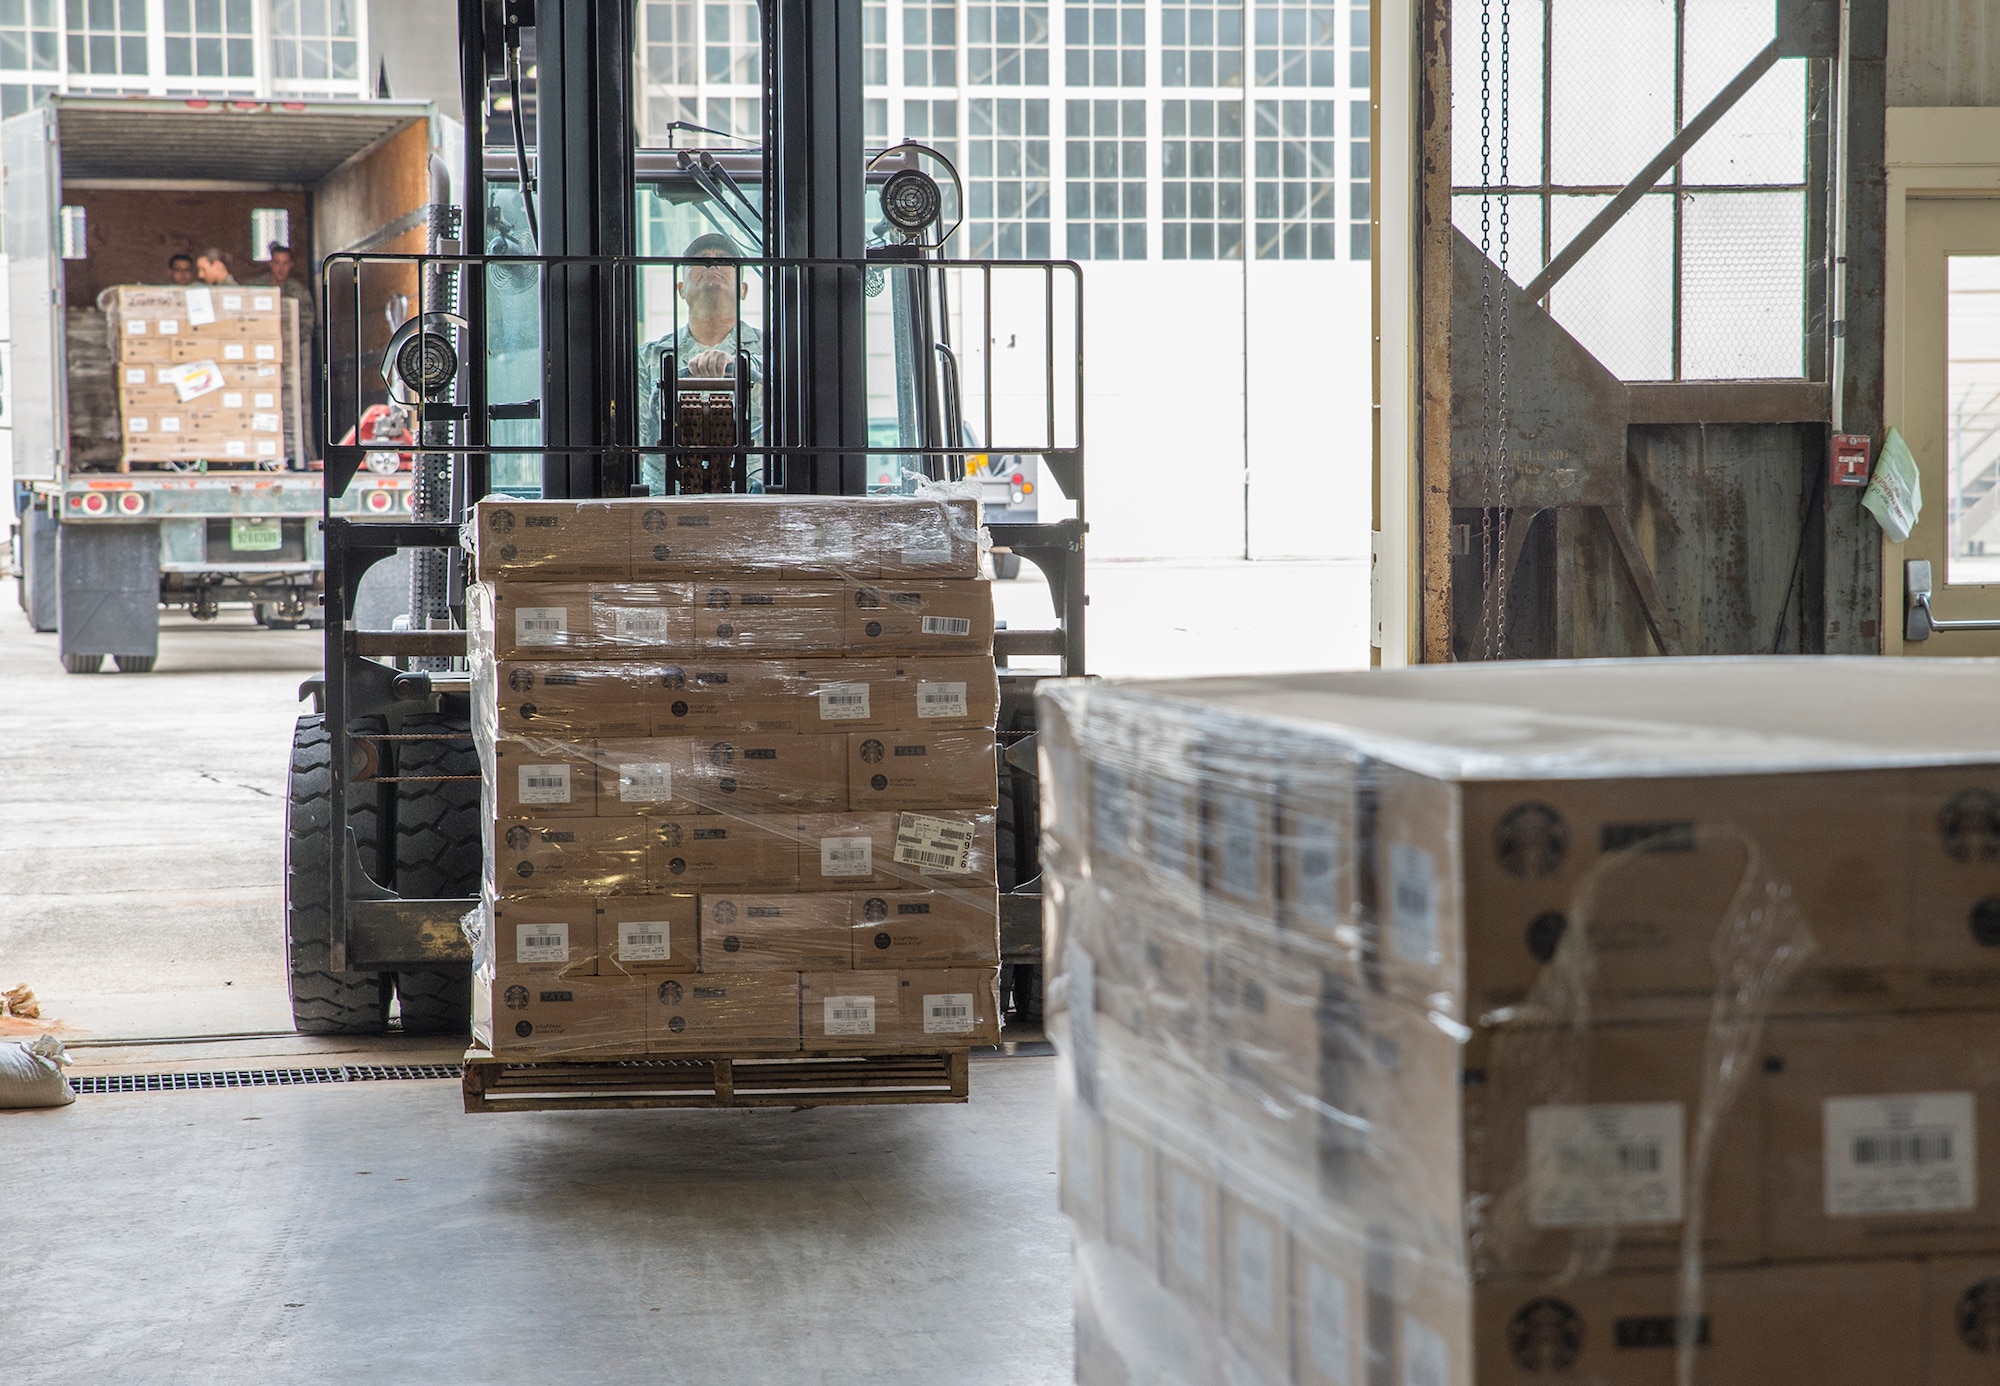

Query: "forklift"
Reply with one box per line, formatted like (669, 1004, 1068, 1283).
(284, 0, 1085, 1036)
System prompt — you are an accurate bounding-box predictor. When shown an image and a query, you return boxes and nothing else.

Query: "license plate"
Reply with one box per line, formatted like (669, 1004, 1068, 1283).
(231, 517, 283, 552)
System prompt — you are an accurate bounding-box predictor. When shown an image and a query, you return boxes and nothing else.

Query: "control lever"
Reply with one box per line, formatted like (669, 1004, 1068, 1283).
(1905, 559, 2000, 641)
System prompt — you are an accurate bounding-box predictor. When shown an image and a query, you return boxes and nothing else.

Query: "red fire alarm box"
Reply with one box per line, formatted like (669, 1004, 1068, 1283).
(1831, 433, 1871, 487)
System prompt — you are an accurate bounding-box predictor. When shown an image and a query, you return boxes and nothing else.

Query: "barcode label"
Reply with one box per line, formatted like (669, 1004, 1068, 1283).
(923, 992, 975, 1034)
(223, 344, 245, 359)
(1527, 1102, 1685, 1227)
(894, 813, 975, 872)
(251, 293, 275, 311)
(921, 615, 973, 636)
(900, 545, 953, 566)
(818, 682, 872, 721)
(821, 836, 874, 878)
(515, 606, 569, 646)
(254, 343, 276, 360)
(251, 412, 282, 433)
(222, 392, 244, 408)
(916, 681, 968, 720)
(619, 761, 673, 803)
(619, 920, 672, 962)
(515, 920, 570, 964)
(159, 318, 180, 334)
(1294, 814, 1342, 924)
(613, 607, 671, 644)
(1389, 842, 1440, 965)
(823, 994, 877, 1036)
(253, 392, 276, 408)
(518, 763, 573, 805)
(184, 288, 215, 326)
(1824, 1092, 1977, 1216)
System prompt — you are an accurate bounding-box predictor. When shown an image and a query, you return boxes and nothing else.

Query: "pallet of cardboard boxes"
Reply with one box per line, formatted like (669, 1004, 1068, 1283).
(102, 285, 297, 469)
(1040, 659, 2000, 1385)
(463, 490, 1005, 1110)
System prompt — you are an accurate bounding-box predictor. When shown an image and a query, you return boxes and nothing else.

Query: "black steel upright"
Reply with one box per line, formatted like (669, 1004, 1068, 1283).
(536, 0, 637, 500)
(766, 0, 868, 496)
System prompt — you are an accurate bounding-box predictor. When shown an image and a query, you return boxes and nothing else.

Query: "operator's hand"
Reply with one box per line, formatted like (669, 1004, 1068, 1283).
(685, 348, 733, 379)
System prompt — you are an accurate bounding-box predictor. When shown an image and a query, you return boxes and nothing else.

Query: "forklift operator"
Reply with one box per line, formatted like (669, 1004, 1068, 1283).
(638, 232, 766, 487)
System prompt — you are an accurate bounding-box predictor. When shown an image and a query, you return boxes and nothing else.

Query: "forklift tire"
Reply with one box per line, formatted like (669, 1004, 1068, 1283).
(113, 654, 155, 674)
(62, 653, 103, 674)
(992, 552, 1023, 581)
(285, 714, 391, 1035)
(391, 712, 481, 1035)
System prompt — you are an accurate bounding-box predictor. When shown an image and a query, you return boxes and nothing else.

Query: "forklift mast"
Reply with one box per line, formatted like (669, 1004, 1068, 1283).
(287, 0, 1084, 1035)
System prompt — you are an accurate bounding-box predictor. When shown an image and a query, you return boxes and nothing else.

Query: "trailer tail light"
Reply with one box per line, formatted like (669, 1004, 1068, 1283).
(116, 491, 146, 515)
(77, 491, 109, 516)
(364, 488, 395, 513)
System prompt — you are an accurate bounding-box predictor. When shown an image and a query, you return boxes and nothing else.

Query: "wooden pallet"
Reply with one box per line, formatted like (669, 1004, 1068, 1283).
(461, 1046, 972, 1113)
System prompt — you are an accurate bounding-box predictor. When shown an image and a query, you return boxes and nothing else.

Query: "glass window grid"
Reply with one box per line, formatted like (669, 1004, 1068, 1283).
(903, 0, 956, 86)
(1162, 98, 1243, 259)
(1064, 96, 1144, 259)
(967, 95, 1049, 258)
(1064, 1, 1143, 88)
(1253, 98, 1338, 259)
(865, 0, 888, 84)
(65, 0, 146, 77)
(0, 0, 58, 74)
(866, 95, 888, 147)
(164, 0, 254, 81)
(703, 94, 761, 141)
(1162, 0, 1241, 88)
(703, 0, 758, 85)
(967, 2, 1047, 85)
(1252, 0, 1336, 88)
(1347, 0, 1367, 89)
(270, 0, 360, 87)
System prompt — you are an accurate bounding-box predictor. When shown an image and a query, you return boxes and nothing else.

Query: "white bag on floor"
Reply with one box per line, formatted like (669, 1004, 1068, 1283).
(0, 1036, 75, 1109)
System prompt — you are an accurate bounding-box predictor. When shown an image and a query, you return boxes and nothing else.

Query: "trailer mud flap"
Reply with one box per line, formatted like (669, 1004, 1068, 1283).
(58, 520, 160, 660)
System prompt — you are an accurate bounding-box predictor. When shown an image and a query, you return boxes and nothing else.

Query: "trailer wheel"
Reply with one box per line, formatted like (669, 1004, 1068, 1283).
(992, 552, 1023, 581)
(62, 653, 103, 674)
(392, 712, 481, 1035)
(113, 654, 155, 673)
(285, 714, 390, 1035)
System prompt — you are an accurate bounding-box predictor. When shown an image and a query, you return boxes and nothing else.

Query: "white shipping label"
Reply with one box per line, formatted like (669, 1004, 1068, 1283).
(158, 318, 181, 334)
(618, 919, 672, 962)
(1402, 1315, 1450, 1386)
(922, 991, 975, 1034)
(1230, 1211, 1277, 1332)
(185, 287, 216, 325)
(163, 360, 223, 400)
(1217, 792, 1262, 899)
(254, 343, 276, 360)
(1110, 1131, 1149, 1244)
(1166, 1168, 1211, 1285)
(226, 441, 249, 456)
(251, 412, 282, 433)
(921, 614, 973, 636)
(514, 605, 570, 646)
(160, 416, 182, 433)
(1306, 1262, 1353, 1385)
(255, 440, 278, 457)
(823, 994, 877, 1036)
(618, 762, 673, 803)
(894, 812, 974, 872)
(221, 293, 244, 311)
(916, 680, 968, 720)
(1295, 814, 1343, 925)
(253, 391, 276, 409)
(820, 836, 874, 878)
(900, 544, 953, 566)
(251, 293, 275, 311)
(1823, 1092, 1977, 1216)
(818, 681, 872, 721)
(517, 763, 573, 805)
(612, 606, 672, 644)
(126, 318, 148, 334)
(223, 344, 246, 360)
(222, 392, 244, 408)
(1528, 1102, 1686, 1227)
(124, 368, 146, 384)
(515, 920, 570, 964)
(129, 417, 150, 433)
(1388, 842, 1440, 965)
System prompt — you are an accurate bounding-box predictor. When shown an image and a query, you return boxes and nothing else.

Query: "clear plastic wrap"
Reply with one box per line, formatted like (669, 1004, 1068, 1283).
(1038, 660, 2000, 1386)
(462, 492, 1005, 1061)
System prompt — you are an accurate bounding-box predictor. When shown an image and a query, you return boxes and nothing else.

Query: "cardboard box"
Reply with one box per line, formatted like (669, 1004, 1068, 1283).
(1278, 774, 1362, 958)
(1219, 1186, 1291, 1372)
(1157, 1147, 1223, 1313)
(1464, 1020, 1762, 1275)
(699, 893, 852, 970)
(594, 739, 705, 816)
(691, 580, 847, 653)
(801, 969, 903, 1049)
(649, 659, 901, 735)
(1205, 777, 1280, 923)
(474, 498, 629, 581)
(847, 728, 998, 809)
(872, 655, 1001, 731)
(873, 494, 982, 578)
(474, 966, 646, 1059)
(1473, 1259, 1922, 1385)
(679, 734, 848, 812)
(843, 579, 996, 653)
(1921, 1255, 2000, 1385)
(489, 739, 600, 819)
(1902, 765, 2000, 1006)
(795, 812, 901, 891)
(591, 582, 695, 653)
(489, 583, 599, 659)
(630, 499, 788, 577)
(492, 662, 651, 740)
(1762, 1013, 2000, 1261)
(851, 890, 1001, 968)
(1289, 1214, 1372, 1386)
(597, 894, 699, 975)
(489, 897, 600, 970)
(646, 971, 801, 1053)
(490, 817, 652, 897)
(893, 966, 1003, 1043)
(647, 814, 800, 891)
(1103, 1117, 1160, 1267)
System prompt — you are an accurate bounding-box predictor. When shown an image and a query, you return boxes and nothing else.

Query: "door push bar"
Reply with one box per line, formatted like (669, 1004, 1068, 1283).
(1905, 559, 2000, 641)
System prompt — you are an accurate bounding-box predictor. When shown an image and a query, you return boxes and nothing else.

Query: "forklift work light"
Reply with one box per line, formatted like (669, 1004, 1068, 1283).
(381, 312, 468, 404)
(881, 168, 942, 235)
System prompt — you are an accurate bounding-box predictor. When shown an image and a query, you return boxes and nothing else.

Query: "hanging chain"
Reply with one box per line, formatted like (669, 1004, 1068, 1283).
(1477, 0, 1497, 659)
(1490, 0, 1514, 658)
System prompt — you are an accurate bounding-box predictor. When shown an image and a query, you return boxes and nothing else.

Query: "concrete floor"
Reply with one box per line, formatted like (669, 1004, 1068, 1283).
(3, 1051, 1071, 1386)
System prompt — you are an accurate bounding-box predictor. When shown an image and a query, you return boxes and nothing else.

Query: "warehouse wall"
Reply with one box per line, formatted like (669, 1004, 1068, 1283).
(1889, 0, 2000, 106)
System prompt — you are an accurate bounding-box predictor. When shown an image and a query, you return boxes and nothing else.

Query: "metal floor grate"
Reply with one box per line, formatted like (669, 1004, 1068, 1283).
(72, 1064, 464, 1094)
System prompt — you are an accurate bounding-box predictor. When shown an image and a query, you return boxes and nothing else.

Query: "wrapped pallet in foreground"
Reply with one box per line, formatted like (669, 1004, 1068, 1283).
(1039, 659, 2000, 1385)
(462, 487, 1004, 1061)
